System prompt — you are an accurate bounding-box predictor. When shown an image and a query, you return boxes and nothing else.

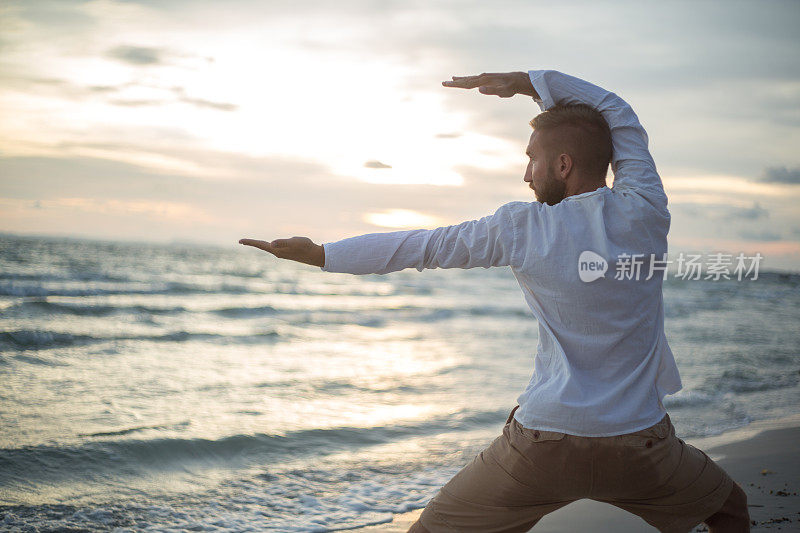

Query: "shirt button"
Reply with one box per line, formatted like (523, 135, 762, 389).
(645, 440, 653, 448)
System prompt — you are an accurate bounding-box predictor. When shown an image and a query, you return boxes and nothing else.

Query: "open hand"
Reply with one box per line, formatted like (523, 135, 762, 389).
(442, 71, 538, 98)
(238, 236, 325, 268)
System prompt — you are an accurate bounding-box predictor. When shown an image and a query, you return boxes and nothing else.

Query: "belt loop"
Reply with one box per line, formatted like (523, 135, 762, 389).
(506, 404, 520, 425)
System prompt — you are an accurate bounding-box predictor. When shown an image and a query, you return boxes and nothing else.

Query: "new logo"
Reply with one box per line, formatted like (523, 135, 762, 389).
(578, 250, 608, 282)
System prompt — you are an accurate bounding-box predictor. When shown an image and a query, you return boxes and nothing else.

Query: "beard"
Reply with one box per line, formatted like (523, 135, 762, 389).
(534, 167, 567, 206)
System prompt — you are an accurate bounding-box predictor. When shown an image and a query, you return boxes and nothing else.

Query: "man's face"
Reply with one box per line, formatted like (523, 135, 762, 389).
(524, 130, 566, 206)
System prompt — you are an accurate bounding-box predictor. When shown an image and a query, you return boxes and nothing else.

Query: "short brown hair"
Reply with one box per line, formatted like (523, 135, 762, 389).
(529, 103, 612, 180)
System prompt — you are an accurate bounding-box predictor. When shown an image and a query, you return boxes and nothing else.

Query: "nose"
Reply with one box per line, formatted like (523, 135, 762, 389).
(523, 160, 532, 183)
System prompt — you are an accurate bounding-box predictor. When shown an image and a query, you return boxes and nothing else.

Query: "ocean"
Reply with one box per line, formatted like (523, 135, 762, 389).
(1, 232, 798, 532)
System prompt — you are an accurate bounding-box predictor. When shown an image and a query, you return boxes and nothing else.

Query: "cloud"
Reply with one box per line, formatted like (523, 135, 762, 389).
(108, 99, 165, 107)
(738, 229, 782, 242)
(104, 43, 215, 70)
(102, 86, 237, 111)
(178, 96, 236, 111)
(723, 201, 769, 220)
(760, 166, 800, 184)
(87, 84, 122, 93)
(364, 160, 392, 169)
(170, 86, 237, 111)
(670, 201, 771, 221)
(1, 76, 139, 102)
(106, 45, 163, 65)
(0, 148, 339, 195)
(33, 197, 208, 221)
(1, 75, 74, 95)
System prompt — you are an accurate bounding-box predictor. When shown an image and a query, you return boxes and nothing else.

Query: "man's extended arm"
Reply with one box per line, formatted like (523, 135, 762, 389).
(238, 203, 520, 274)
(321, 203, 519, 274)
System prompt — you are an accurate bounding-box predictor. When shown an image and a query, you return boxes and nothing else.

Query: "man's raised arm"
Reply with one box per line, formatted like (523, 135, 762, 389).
(444, 70, 668, 206)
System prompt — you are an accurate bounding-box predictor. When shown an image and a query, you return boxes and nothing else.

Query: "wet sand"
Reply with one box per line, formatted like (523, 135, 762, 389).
(352, 413, 800, 532)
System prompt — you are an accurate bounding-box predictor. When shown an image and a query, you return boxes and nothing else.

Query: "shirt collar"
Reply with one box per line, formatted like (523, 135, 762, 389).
(562, 185, 609, 202)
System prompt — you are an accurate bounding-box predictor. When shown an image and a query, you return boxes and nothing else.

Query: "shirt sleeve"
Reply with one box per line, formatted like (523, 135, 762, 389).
(320, 203, 519, 274)
(527, 70, 668, 209)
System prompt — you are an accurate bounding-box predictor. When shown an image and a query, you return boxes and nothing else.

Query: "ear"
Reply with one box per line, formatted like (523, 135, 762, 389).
(557, 153, 573, 180)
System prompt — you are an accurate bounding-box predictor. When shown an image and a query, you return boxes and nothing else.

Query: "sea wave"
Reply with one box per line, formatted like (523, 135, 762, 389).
(0, 272, 131, 283)
(2, 298, 531, 325)
(0, 407, 507, 485)
(209, 304, 281, 318)
(0, 281, 252, 298)
(208, 303, 530, 322)
(0, 328, 283, 351)
(2, 299, 189, 317)
(701, 366, 800, 393)
(661, 389, 715, 408)
(0, 280, 430, 298)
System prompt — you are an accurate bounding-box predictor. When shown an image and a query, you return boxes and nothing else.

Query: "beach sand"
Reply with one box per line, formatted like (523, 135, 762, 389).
(352, 414, 800, 532)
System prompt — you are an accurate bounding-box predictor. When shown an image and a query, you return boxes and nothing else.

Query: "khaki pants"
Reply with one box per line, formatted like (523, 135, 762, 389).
(417, 405, 734, 533)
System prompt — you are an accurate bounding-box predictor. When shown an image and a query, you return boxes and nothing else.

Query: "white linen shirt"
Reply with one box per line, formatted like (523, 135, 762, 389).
(320, 69, 683, 437)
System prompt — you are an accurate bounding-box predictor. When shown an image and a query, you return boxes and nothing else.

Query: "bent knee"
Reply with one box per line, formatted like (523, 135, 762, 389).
(729, 482, 748, 507)
(706, 481, 750, 525)
(407, 519, 431, 533)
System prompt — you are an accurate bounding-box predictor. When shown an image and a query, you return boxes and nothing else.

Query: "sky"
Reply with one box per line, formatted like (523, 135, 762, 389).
(1, 0, 799, 271)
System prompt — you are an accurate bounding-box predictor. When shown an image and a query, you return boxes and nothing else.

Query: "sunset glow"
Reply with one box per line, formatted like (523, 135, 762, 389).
(364, 209, 445, 229)
(1, 1, 799, 269)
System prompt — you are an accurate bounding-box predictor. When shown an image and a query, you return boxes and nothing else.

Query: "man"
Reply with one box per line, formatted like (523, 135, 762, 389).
(239, 70, 751, 532)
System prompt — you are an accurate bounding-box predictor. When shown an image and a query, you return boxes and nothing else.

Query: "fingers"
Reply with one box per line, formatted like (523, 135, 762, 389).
(238, 238, 296, 256)
(442, 73, 516, 97)
(238, 238, 273, 252)
(442, 75, 485, 89)
(442, 73, 507, 88)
